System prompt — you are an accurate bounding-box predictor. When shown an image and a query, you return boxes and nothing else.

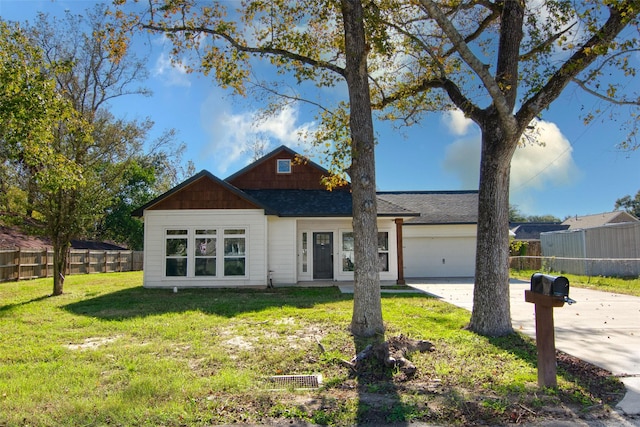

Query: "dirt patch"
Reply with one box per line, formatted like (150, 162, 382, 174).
(65, 336, 121, 350)
(258, 350, 627, 426)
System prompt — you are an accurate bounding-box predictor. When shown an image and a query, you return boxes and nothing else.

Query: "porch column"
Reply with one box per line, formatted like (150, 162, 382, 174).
(394, 218, 405, 285)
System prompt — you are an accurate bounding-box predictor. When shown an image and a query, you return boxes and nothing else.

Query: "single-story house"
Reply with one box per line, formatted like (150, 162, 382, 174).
(509, 223, 569, 240)
(133, 146, 478, 288)
(562, 211, 638, 230)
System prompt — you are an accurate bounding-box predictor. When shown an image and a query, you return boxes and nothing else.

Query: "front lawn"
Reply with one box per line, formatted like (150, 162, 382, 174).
(0, 272, 624, 426)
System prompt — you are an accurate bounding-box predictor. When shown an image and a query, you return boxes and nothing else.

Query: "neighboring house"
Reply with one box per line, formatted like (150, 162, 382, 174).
(509, 223, 569, 240)
(541, 221, 640, 277)
(562, 211, 639, 230)
(133, 146, 478, 289)
(0, 226, 126, 250)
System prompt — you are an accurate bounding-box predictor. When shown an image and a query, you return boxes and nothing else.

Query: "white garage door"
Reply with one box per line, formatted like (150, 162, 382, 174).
(404, 237, 476, 278)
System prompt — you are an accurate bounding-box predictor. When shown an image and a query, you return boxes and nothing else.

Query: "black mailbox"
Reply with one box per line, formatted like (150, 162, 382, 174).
(531, 273, 575, 304)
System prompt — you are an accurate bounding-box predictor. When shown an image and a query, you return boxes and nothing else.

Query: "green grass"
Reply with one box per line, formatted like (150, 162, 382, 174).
(0, 272, 624, 426)
(511, 268, 640, 297)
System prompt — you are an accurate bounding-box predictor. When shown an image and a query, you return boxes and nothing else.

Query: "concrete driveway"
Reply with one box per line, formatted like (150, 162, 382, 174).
(406, 278, 640, 417)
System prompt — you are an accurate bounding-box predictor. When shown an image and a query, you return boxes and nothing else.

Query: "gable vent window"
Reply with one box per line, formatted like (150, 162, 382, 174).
(276, 159, 291, 174)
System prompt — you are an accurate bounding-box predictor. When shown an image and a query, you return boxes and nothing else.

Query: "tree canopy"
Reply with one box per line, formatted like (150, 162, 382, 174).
(1, 7, 189, 295)
(615, 190, 640, 218)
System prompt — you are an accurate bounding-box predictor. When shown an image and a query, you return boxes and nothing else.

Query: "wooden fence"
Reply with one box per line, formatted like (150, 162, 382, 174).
(0, 249, 143, 282)
(509, 240, 542, 271)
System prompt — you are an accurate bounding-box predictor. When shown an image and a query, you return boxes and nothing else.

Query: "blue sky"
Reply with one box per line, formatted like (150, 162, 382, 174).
(2, 0, 638, 220)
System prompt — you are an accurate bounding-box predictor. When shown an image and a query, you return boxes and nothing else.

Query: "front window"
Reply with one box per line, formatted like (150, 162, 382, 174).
(378, 232, 389, 272)
(195, 229, 216, 276)
(164, 227, 248, 278)
(166, 230, 188, 276)
(341, 231, 389, 272)
(301, 232, 308, 273)
(342, 232, 355, 272)
(224, 229, 246, 276)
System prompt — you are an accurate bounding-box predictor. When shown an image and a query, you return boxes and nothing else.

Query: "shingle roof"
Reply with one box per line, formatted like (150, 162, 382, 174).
(376, 191, 478, 224)
(245, 189, 353, 217)
(244, 189, 419, 217)
(509, 223, 569, 239)
(562, 211, 639, 229)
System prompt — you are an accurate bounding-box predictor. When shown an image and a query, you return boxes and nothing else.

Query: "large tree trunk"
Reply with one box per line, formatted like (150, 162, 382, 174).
(468, 122, 517, 337)
(341, 0, 384, 338)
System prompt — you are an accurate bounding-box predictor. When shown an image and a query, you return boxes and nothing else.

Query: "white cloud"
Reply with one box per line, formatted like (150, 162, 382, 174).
(441, 119, 582, 197)
(152, 52, 191, 87)
(442, 109, 475, 136)
(511, 120, 582, 191)
(200, 92, 316, 174)
(442, 137, 481, 188)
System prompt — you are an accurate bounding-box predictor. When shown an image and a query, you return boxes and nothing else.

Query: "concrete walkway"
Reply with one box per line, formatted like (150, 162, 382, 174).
(403, 278, 640, 417)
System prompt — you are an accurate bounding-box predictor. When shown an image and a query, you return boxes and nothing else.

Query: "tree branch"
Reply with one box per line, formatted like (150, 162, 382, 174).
(517, 1, 639, 127)
(418, 0, 516, 132)
(444, 8, 500, 57)
(571, 77, 640, 106)
(374, 75, 482, 122)
(142, 23, 346, 78)
(520, 23, 576, 61)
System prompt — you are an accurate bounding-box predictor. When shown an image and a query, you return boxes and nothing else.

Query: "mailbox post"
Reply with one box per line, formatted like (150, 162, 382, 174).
(525, 273, 575, 388)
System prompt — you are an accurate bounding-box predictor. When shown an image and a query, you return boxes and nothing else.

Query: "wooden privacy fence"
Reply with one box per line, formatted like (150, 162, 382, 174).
(0, 249, 143, 282)
(509, 240, 542, 270)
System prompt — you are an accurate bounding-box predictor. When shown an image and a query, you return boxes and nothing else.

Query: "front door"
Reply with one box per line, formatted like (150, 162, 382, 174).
(313, 232, 333, 279)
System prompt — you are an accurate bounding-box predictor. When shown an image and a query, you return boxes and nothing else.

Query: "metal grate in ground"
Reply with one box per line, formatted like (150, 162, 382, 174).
(264, 374, 323, 390)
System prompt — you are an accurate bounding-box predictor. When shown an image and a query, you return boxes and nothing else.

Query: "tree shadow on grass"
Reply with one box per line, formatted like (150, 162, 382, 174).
(62, 286, 430, 320)
(62, 286, 357, 319)
(0, 294, 51, 315)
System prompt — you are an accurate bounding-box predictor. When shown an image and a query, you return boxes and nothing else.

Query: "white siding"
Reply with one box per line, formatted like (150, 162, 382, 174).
(142, 210, 267, 288)
(403, 224, 476, 278)
(267, 217, 297, 285)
